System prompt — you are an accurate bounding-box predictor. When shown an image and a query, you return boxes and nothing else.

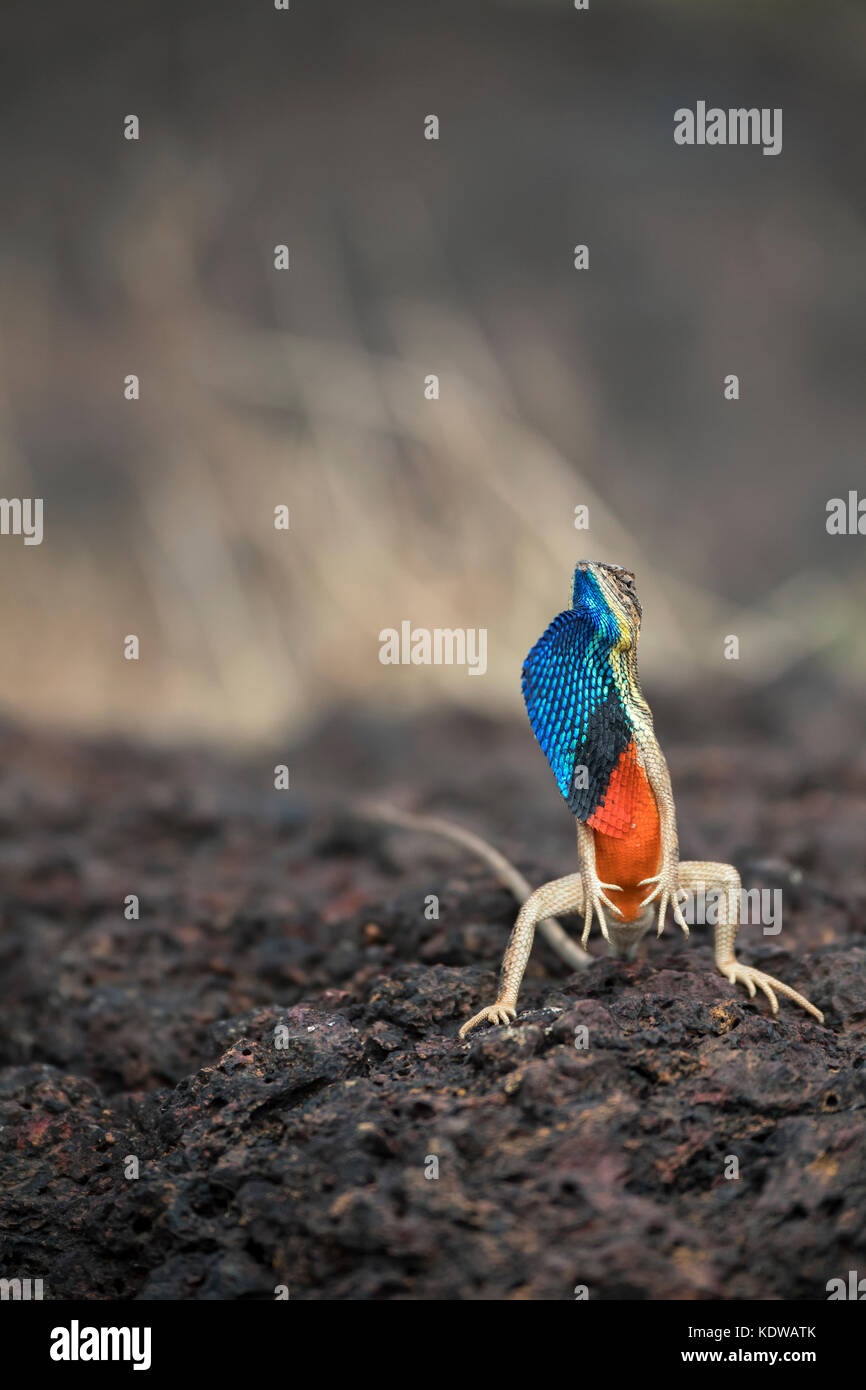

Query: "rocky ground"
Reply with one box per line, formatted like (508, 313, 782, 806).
(1, 691, 864, 1299)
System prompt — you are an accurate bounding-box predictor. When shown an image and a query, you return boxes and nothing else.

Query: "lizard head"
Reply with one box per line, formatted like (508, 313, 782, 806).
(572, 561, 642, 649)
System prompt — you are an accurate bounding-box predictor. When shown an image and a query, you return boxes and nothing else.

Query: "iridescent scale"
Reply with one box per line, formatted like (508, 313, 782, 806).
(521, 568, 639, 836)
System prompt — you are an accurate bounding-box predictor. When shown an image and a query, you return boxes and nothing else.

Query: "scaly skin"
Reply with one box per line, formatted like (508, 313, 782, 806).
(460, 561, 824, 1037)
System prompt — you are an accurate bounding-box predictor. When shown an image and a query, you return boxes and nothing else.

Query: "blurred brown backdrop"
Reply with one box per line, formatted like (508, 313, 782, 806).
(0, 0, 864, 747)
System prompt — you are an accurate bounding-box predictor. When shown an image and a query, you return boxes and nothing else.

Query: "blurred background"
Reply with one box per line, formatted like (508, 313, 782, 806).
(0, 0, 864, 750)
(3, 4, 865, 1305)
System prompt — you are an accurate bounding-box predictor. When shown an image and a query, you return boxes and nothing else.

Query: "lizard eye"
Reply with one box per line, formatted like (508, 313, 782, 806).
(614, 569, 641, 619)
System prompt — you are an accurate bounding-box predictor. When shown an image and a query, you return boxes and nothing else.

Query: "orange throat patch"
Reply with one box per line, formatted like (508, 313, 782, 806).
(588, 741, 661, 923)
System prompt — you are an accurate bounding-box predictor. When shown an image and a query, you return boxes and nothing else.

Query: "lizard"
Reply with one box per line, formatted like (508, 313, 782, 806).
(452, 559, 824, 1036)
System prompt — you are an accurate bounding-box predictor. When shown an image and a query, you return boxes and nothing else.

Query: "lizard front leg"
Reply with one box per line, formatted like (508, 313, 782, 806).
(576, 821, 625, 948)
(459, 872, 585, 1037)
(678, 861, 824, 1023)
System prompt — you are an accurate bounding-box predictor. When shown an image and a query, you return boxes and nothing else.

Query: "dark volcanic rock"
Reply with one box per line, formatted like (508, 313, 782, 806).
(0, 706, 864, 1299)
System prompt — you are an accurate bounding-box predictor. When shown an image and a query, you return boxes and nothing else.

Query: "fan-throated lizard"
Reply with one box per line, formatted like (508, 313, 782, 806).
(457, 560, 823, 1034)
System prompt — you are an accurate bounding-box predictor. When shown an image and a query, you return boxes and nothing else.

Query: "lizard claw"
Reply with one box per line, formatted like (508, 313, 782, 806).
(720, 961, 824, 1023)
(580, 875, 624, 948)
(671, 887, 690, 933)
(597, 883, 625, 917)
(639, 874, 664, 913)
(583, 904, 608, 947)
(459, 1001, 517, 1038)
(641, 872, 689, 939)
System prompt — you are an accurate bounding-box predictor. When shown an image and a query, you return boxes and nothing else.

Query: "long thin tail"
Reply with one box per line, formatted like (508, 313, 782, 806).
(355, 800, 592, 971)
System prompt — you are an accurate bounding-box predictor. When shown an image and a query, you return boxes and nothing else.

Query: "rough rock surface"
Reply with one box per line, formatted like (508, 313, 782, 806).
(0, 694, 864, 1300)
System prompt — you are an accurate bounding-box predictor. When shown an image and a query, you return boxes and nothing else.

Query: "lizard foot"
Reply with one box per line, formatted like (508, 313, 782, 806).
(459, 1001, 517, 1038)
(639, 869, 690, 938)
(719, 961, 824, 1024)
(579, 874, 624, 948)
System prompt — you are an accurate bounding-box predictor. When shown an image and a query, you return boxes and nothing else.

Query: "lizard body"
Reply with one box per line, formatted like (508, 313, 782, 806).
(459, 560, 824, 1034)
